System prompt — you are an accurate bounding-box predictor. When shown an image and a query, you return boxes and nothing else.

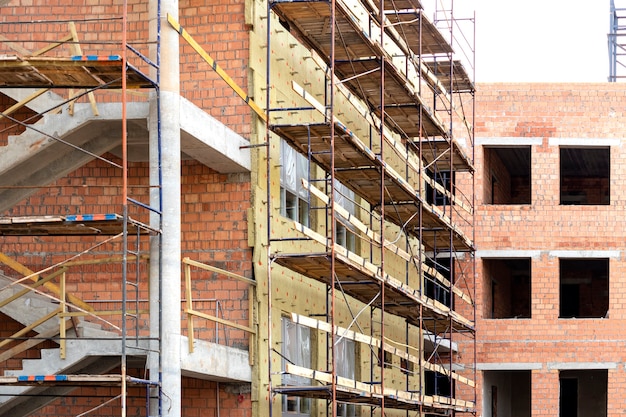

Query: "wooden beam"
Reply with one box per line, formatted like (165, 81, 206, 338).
(0, 319, 73, 363)
(0, 88, 49, 122)
(303, 178, 472, 306)
(167, 13, 266, 122)
(67, 21, 99, 116)
(291, 312, 475, 387)
(0, 252, 94, 312)
(284, 363, 474, 410)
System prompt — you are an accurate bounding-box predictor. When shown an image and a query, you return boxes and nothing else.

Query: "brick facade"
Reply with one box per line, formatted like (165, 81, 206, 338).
(471, 83, 626, 417)
(1, 1, 253, 413)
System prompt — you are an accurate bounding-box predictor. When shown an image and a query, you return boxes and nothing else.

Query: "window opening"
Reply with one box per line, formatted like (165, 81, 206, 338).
(483, 258, 531, 319)
(426, 169, 454, 206)
(560, 147, 610, 205)
(335, 336, 357, 417)
(280, 139, 311, 226)
(483, 370, 531, 417)
(281, 317, 312, 417)
(334, 181, 357, 252)
(484, 146, 531, 204)
(559, 259, 609, 318)
(559, 370, 607, 417)
(425, 256, 452, 307)
(425, 370, 451, 397)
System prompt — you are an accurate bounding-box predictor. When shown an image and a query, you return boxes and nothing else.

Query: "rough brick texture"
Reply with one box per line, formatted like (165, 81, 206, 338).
(465, 83, 626, 417)
(0, 0, 251, 137)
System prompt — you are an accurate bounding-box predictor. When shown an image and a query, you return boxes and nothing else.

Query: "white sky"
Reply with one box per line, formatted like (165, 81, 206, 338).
(449, 1, 610, 82)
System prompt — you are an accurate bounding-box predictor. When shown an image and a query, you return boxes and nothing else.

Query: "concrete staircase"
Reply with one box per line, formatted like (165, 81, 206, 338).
(0, 272, 137, 417)
(0, 89, 150, 213)
(0, 88, 250, 216)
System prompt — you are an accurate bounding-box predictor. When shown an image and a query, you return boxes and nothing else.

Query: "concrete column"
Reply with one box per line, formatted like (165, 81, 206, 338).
(147, 2, 160, 415)
(149, 0, 181, 416)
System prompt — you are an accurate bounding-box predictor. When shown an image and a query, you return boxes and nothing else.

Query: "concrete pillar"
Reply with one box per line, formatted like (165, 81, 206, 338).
(149, 0, 181, 416)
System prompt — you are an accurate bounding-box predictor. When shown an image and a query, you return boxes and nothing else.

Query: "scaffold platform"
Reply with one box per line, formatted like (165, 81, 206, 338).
(0, 214, 158, 236)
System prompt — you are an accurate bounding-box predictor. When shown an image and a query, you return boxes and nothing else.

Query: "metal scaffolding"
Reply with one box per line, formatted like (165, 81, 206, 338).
(0, 4, 163, 416)
(264, 0, 476, 415)
(609, 0, 626, 81)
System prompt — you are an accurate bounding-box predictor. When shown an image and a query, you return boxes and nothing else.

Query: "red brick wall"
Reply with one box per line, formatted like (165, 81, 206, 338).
(0, 157, 252, 414)
(1, 157, 252, 333)
(0, 94, 41, 147)
(1, 0, 251, 137)
(29, 373, 251, 416)
(178, 0, 252, 137)
(466, 83, 626, 416)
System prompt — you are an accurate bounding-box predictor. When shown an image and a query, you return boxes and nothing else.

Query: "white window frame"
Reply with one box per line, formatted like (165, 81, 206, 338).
(280, 140, 310, 227)
(334, 335, 356, 417)
(281, 317, 312, 417)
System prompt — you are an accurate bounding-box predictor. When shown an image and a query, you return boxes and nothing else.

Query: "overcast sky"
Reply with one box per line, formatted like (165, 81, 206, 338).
(448, 1, 610, 82)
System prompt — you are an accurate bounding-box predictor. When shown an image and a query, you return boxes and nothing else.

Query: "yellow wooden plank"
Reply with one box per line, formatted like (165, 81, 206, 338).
(167, 13, 266, 122)
(285, 363, 474, 409)
(291, 312, 475, 387)
(303, 178, 472, 306)
(0, 88, 48, 121)
(0, 252, 94, 312)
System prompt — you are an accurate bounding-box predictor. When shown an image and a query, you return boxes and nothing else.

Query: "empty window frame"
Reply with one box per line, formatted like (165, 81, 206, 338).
(559, 259, 609, 318)
(335, 336, 357, 417)
(425, 256, 452, 307)
(426, 169, 454, 206)
(280, 139, 311, 226)
(560, 147, 610, 205)
(483, 370, 531, 417)
(334, 181, 357, 252)
(425, 370, 452, 397)
(483, 258, 531, 319)
(559, 370, 607, 417)
(281, 317, 312, 417)
(483, 146, 531, 204)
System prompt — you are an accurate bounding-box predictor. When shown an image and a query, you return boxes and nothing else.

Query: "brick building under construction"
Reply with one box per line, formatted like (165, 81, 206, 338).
(0, 0, 623, 416)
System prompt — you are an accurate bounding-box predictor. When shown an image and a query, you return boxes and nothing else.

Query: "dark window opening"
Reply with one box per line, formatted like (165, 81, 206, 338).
(426, 169, 454, 206)
(425, 257, 452, 307)
(560, 147, 610, 205)
(483, 258, 531, 319)
(400, 358, 415, 375)
(483, 370, 531, 417)
(559, 259, 609, 318)
(425, 370, 452, 397)
(484, 146, 531, 204)
(377, 347, 392, 369)
(559, 370, 607, 417)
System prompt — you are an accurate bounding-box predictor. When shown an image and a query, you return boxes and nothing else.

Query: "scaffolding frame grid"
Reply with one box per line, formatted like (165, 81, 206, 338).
(264, 0, 476, 414)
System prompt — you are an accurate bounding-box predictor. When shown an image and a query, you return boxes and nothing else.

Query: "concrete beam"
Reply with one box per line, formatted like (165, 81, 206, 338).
(547, 250, 620, 259)
(180, 97, 250, 173)
(477, 363, 543, 371)
(548, 138, 621, 147)
(180, 337, 252, 383)
(547, 362, 618, 370)
(476, 137, 543, 146)
(476, 250, 542, 259)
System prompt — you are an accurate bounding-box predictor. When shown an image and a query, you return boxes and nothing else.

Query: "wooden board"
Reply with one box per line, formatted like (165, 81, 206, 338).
(270, 0, 447, 138)
(423, 60, 474, 93)
(291, 313, 475, 387)
(276, 363, 475, 412)
(272, 120, 473, 251)
(273, 222, 475, 333)
(0, 56, 153, 88)
(0, 214, 157, 236)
